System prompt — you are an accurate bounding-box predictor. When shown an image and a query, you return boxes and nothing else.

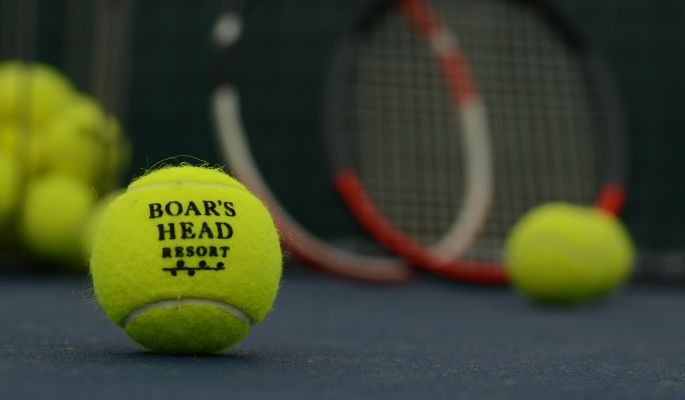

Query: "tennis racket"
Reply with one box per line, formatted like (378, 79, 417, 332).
(211, 1, 414, 283)
(325, 0, 628, 283)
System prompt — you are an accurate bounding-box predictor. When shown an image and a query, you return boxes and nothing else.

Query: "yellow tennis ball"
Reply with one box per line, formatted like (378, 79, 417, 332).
(588, 214, 634, 298)
(90, 165, 282, 354)
(41, 95, 118, 186)
(0, 155, 21, 229)
(505, 203, 634, 305)
(0, 121, 19, 154)
(0, 121, 45, 175)
(20, 174, 94, 267)
(0, 61, 74, 127)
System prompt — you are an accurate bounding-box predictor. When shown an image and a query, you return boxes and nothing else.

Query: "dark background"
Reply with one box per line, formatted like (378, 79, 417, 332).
(1, 0, 683, 258)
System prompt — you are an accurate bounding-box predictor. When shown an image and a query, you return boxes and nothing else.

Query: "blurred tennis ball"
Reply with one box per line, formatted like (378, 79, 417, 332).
(588, 213, 634, 298)
(20, 174, 94, 268)
(42, 95, 128, 190)
(0, 121, 44, 175)
(0, 154, 20, 229)
(505, 203, 634, 305)
(0, 121, 18, 153)
(0, 61, 75, 127)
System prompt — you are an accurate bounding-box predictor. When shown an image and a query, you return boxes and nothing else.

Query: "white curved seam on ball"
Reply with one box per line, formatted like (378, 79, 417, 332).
(122, 299, 252, 327)
(128, 182, 247, 193)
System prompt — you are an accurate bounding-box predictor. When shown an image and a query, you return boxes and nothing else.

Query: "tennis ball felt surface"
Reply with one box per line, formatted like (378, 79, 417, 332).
(0, 61, 74, 127)
(505, 203, 634, 305)
(90, 166, 282, 354)
(42, 95, 122, 187)
(20, 174, 94, 266)
(0, 122, 42, 174)
(588, 213, 634, 297)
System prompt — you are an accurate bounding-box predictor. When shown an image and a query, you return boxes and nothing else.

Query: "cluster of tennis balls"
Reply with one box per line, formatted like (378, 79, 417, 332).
(0, 60, 282, 355)
(0, 60, 130, 268)
(505, 203, 634, 306)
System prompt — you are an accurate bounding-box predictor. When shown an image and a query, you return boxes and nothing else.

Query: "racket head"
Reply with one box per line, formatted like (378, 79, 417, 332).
(211, 1, 414, 283)
(324, 0, 628, 283)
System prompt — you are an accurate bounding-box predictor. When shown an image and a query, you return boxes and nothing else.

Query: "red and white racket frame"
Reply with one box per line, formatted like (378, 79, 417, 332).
(328, 0, 628, 284)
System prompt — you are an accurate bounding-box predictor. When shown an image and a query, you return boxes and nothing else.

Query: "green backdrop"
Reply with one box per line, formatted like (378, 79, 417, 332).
(1, 0, 683, 254)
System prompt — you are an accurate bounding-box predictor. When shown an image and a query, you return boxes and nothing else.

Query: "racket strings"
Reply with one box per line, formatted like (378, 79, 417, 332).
(345, 0, 607, 264)
(351, 9, 466, 245)
(448, 0, 603, 261)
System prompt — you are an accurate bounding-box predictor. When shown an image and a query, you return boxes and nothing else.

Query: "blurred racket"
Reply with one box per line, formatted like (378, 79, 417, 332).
(211, 1, 413, 283)
(325, 0, 628, 283)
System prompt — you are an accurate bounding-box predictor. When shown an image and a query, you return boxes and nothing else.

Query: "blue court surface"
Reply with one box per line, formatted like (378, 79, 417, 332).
(1, 265, 684, 399)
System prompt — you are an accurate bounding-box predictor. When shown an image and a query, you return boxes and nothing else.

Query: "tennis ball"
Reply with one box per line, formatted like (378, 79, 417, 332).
(505, 203, 634, 305)
(0, 121, 19, 155)
(0, 155, 21, 229)
(0, 121, 44, 175)
(0, 61, 74, 127)
(41, 95, 123, 187)
(90, 165, 282, 354)
(587, 214, 634, 298)
(20, 174, 94, 267)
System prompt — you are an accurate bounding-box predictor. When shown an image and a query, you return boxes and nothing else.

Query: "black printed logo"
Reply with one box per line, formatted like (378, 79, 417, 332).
(149, 199, 238, 277)
(163, 260, 226, 277)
